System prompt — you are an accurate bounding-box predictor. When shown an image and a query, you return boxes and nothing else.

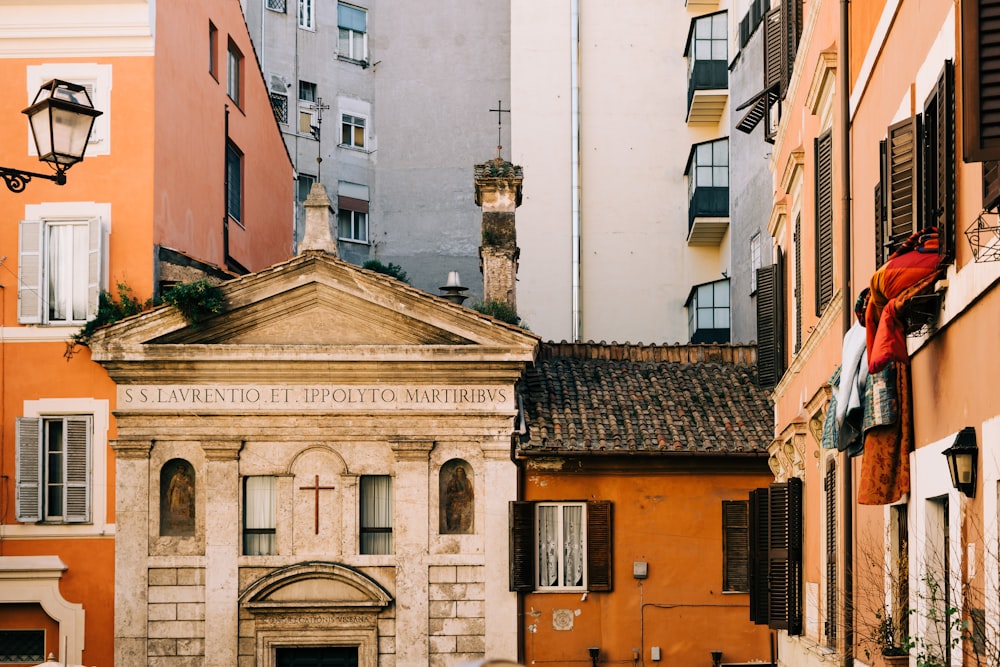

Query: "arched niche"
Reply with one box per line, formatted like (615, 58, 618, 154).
(440, 458, 474, 534)
(159, 458, 195, 537)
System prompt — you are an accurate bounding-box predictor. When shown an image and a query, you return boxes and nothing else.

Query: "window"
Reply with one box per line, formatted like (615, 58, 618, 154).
(723, 500, 749, 592)
(297, 173, 316, 201)
(763, 0, 804, 99)
(209, 22, 218, 79)
(338, 3, 368, 62)
(226, 141, 243, 224)
(756, 248, 785, 388)
(266, 0, 287, 12)
(337, 181, 369, 242)
(0, 630, 45, 663)
(961, 0, 1000, 162)
(277, 647, 358, 666)
(341, 114, 366, 149)
(793, 216, 802, 353)
(270, 92, 288, 124)
(509, 500, 612, 592)
(750, 232, 762, 294)
(686, 279, 730, 344)
(686, 137, 729, 199)
(298, 0, 314, 30)
(227, 39, 243, 105)
(360, 475, 392, 555)
(18, 218, 105, 325)
(299, 80, 317, 103)
(824, 462, 837, 646)
(815, 131, 834, 315)
(749, 478, 802, 634)
(244, 476, 277, 555)
(16, 416, 92, 524)
(299, 81, 317, 134)
(739, 0, 771, 48)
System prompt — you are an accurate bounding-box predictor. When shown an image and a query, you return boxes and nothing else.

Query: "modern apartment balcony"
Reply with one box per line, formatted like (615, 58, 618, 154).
(686, 60, 728, 125)
(687, 185, 729, 246)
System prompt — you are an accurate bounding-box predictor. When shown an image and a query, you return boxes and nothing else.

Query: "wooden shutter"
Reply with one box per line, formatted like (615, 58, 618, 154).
(763, 8, 783, 93)
(824, 462, 837, 645)
(723, 500, 750, 592)
(923, 60, 955, 262)
(793, 216, 802, 353)
(985, 160, 1000, 211)
(767, 478, 803, 635)
(875, 143, 887, 267)
(15, 418, 43, 522)
(781, 0, 803, 92)
(586, 500, 613, 592)
(17, 220, 44, 324)
(86, 218, 103, 321)
(509, 501, 535, 592)
(886, 116, 922, 255)
(961, 0, 1000, 161)
(64, 416, 92, 523)
(756, 248, 785, 388)
(748, 487, 770, 623)
(814, 131, 834, 315)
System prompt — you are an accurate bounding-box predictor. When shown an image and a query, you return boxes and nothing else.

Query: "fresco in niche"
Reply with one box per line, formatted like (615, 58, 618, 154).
(160, 459, 195, 536)
(440, 459, 474, 534)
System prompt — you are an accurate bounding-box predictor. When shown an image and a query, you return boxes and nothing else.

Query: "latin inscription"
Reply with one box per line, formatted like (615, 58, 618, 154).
(118, 384, 511, 412)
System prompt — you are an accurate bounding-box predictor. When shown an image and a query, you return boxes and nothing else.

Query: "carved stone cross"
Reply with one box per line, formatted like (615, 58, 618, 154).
(299, 474, 336, 535)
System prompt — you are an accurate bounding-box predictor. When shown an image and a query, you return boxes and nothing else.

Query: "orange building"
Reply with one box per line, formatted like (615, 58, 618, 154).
(743, 0, 1000, 664)
(0, 1, 292, 664)
(512, 342, 775, 666)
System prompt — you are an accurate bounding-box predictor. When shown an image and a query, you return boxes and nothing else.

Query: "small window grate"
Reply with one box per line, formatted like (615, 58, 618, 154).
(0, 629, 45, 662)
(266, 0, 286, 12)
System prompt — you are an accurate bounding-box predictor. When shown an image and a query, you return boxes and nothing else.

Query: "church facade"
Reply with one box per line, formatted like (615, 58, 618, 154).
(90, 249, 538, 667)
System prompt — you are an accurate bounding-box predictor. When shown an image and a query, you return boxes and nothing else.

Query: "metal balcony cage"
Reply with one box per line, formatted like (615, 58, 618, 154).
(964, 212, 1000, 262)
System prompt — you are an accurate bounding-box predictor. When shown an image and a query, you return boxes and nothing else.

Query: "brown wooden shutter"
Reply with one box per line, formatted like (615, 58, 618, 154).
(824, 462, 837, 645)
(509, 501, 535, 592)
(814, 131, 834, 315)
(923, 60, 955, 262)
(756, 248, 785, 388)
(723, 500, 750, 592)
(763, 8, 783, 93)
(793, 216, 802, 354)
(781, 0, 803, 92)
(586, 500, 613, 592)
(886, 116, 922, 255)
(984, 160, 1000, 211)
(748, 487, 770, 624)
(961, 0, 1000, 161)
(767, 478, 803, 635)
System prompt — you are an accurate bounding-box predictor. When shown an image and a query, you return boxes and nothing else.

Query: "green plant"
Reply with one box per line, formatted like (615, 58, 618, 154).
(162, 279, 226, 324)
(69, 281, 152, 352)
(363, 259, 409, 284)
(472, 299, 526, 328)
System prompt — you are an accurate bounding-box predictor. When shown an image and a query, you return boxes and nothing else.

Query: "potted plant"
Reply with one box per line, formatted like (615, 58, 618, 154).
(872, 611, 912, 667)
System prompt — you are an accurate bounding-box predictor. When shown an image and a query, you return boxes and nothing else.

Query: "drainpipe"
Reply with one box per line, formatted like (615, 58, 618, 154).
(838, 0, 854, 665)
(570, 0, 582, 341)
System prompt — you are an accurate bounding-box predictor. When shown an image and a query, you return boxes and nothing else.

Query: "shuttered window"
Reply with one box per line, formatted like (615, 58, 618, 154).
(723, 500, 750, 592)
(923, 60, 955, 261)
(815, 132, 834, 315)
(763, 0, 803, 99)
(887, 116, 921, 254)
(984, 161, 1000, 211)
(509, 500, 613, 593)
(961, 0, 1000, 162)
(748, 478, 802, 634)
(824, 462, 837, 645)
(755, 248, 785, 388)
(793, 216, 802, 353)
(16, 416, 92, 523)
(18, 218, 104, 325)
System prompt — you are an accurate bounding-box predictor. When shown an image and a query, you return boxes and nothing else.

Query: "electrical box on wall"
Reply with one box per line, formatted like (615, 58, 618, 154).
(633, 561, 648, 579)
(650, 646, 661, 661)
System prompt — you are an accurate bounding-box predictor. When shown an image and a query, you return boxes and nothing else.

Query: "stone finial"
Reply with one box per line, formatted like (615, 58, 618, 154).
(299, 182, 338, 256)
(474, 157, 523, 311)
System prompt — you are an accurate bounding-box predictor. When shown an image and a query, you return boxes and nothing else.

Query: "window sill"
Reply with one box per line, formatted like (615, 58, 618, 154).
(338, 143, 370, 154)
(337, 55, 370, 68)
(337, 237, 370, 246)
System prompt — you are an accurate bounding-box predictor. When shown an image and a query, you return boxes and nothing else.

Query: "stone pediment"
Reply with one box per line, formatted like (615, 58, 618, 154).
(240, 561, 392, 614)
(90, 251, 538, 357)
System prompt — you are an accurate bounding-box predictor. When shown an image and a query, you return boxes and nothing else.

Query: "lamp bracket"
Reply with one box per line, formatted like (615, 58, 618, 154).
(0, 165, 66, 192)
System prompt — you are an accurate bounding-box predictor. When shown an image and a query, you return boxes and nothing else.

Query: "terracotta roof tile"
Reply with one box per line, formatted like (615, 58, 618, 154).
(518, 342, 773, 455)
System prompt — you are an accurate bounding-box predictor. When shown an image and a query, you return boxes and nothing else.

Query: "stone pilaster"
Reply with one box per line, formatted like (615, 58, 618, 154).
(390, 439, 434, 667)
(111, 439, 152, 666)
(202, 440, 243, 667)
(482, 441, 519, 660)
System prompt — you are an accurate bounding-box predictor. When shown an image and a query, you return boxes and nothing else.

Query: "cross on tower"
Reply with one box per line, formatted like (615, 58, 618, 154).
(310, 97, 331, 178)
(298, 474, 336, 535)
(489, 99, 510, 159)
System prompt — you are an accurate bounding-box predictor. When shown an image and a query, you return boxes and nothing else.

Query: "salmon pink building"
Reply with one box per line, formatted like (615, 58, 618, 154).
(0, 1, 292, 664)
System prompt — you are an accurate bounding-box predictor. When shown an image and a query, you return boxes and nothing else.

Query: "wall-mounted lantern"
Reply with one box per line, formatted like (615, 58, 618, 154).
(1, 79, 103, 192)
(942, 426, 978, 497)
(588, 647, 600, 667)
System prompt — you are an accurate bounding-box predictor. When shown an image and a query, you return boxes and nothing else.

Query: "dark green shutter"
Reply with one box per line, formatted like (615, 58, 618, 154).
(586, 500, 613, 592)
(922, 60, 955, 262)
(768, 478, 803, 635)
(763, 8, 783, 93)
(756, 248, 785, 388)
(793, 216, 802, 354)
(781, 0, 803, 93)
(814, 131, 834, 315)
(509, 501, 535, 592)
(886, 115, 922, 255)
(723, 500, 750, 592)
(824, 462, 837, 645)
(749, 488, 770, 624)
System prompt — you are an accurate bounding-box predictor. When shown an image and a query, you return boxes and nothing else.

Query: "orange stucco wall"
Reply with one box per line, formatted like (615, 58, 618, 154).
(521, 461, 773, 667)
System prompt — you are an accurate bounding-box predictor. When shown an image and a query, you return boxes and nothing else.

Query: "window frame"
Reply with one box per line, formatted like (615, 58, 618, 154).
(748, 477, 803, 634)
(270, 92, 289, 125)
(359, 475, 393, 555)
(16, 415, 93, 524)
(266, 0, 287, 13)
(226, 140, 243, 225)
(298, 0, 315, 30)
(814, 130, 834, 316)
(341, 113, 367, 150)
(686, 278, 731, 344)
(243, 475, 277, 556)
(297, 173, 316, 201)
(337, 2, 369, 63)
(227, 38, 243, 107)
(209, 21, 218, 80)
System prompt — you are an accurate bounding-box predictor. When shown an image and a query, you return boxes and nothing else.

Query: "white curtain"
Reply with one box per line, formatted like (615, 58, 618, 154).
(244, 476, 276, 555)
(562, 505, 584, 587)
(360, 475, 393, 554)
(47, 223, 87, 322)
(538, 506, 559, 586)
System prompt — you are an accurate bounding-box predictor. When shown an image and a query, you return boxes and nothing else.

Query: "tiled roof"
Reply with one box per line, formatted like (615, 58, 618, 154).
(518, 342, 774, 455)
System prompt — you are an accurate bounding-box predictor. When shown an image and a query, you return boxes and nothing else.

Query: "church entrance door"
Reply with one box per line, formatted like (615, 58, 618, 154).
(276, 647, 359, 667)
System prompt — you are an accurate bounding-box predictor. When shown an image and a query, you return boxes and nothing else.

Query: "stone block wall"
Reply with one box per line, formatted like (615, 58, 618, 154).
(148, 566, 207, 666)
(428, 564, 486, 667)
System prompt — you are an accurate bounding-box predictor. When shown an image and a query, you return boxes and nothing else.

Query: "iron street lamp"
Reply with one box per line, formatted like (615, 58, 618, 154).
(942, 426, 978, 498)
(1, 79, 103, 193)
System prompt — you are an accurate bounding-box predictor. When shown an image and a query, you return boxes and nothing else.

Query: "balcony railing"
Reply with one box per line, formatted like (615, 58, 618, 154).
(687, 60, 728, 124)
(688, 185, 729, 245)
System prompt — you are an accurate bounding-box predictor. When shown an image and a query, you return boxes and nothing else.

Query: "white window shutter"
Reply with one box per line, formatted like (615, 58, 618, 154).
(18, 220, 44, 324)
(64, 416, 92, 523)
(87, 218, 104, 320)
(15, 417, 43, 522)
